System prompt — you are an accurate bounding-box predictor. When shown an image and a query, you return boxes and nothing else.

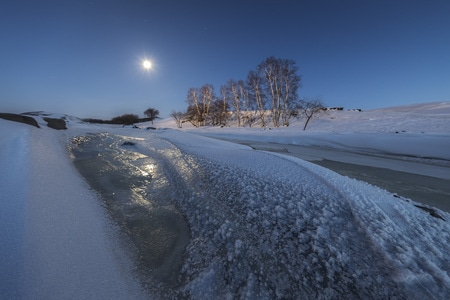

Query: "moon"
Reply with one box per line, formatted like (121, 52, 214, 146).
(142, 60, 152, 70)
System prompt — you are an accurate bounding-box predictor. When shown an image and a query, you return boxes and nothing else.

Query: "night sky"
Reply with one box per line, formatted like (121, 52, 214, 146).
(1, 0, 449, 119)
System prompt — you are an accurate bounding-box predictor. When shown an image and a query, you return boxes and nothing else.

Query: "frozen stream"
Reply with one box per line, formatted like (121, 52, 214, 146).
(68, 130, 450, 298)
(71, 133, 190, 295)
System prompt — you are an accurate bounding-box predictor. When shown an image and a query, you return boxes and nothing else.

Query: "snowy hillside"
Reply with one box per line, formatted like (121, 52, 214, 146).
(166, 102, 450, 165)
(1, 102, 450, 298)
(156, 101, 450, 134)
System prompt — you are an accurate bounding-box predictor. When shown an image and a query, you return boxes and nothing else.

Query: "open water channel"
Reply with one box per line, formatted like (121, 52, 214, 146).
(235, 140, 450, 213)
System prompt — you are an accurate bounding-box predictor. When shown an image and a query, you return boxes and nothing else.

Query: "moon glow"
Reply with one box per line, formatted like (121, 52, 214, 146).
(142, 60, 152, 70)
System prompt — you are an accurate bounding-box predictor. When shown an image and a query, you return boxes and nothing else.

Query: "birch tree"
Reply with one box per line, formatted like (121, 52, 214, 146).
(185, 84, 215, 126)
(218, 85, 230, 125)
(247, 70, 267, 127)
(222, 79, 243, 126)
(186, 87, 202, 127)
(257, 56, 302, 127)
(200, 83, 215, 126)
(258, 57, 282, 127)
(280, 58, 301, 126)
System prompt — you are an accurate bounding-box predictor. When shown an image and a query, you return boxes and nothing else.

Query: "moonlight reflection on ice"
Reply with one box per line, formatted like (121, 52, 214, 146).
(71, 133, 190, 296)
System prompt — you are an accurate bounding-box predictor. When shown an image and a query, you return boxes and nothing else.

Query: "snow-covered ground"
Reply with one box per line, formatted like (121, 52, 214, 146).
(1, 102, 449, 298)
(172, 101, 450, 164)
(0, 118, 147, 299)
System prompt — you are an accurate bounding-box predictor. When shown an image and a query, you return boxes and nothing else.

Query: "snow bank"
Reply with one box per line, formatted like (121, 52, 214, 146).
(0, 120, 29, 298)
(0, 119, 146, 299)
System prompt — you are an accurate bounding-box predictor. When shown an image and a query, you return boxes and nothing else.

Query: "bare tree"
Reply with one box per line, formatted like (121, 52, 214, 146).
(221, 80, 243, 126)
(170, 111, 185, 128)
(200, 83, 215, 126)
(144, 107, 159, 124)
(258, 57, 281, 127)
(247, 70, 267, 127)
(298, 98, 324, 131)
(218, 85, 230, 126)
(185, 84, 215, 126)
(185, 105, 201, 127)
(229, 80, 243, 126)
(186, 87, 202, 127)
(209, 97, 229, 126)
(280, 58, 301, 126)
(235, 80, 255, 127)
(257, 57, 301, 127)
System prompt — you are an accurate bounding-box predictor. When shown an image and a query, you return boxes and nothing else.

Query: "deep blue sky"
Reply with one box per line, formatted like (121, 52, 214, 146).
(1, 0, 449, 119)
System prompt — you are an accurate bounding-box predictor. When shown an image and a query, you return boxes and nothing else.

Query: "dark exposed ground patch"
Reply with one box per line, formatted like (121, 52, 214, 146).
(0, 113, 40, 128)
(414, 205, 445, 221)
(43, 117, 67, 130)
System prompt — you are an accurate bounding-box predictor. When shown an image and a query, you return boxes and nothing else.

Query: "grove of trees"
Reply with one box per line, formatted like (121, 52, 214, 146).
(83, 107, 159, 126)
(83, 114, 140, 125)
(174, 56, 324, 129)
